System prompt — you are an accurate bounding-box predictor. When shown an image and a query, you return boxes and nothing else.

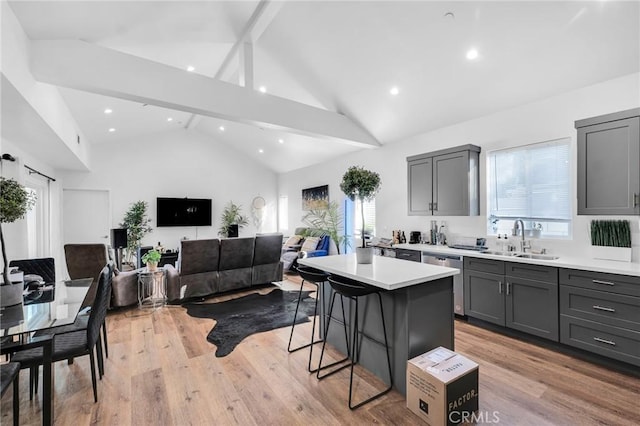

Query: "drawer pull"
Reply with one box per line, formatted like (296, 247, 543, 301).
(593, 337, 616, 346)
(592, 279, 615, 286)
(592, 305, 616, 313)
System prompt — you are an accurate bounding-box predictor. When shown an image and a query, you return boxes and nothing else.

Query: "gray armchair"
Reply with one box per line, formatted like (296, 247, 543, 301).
(218, 237, 254, 293)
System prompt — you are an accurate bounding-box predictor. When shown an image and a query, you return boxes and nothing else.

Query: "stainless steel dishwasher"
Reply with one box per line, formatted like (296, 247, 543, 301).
(422, 252, 465, 316)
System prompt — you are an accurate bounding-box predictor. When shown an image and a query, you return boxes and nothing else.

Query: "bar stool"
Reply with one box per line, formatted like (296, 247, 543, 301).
(288, 266, 349, 372)
(317, 275, 393, 410)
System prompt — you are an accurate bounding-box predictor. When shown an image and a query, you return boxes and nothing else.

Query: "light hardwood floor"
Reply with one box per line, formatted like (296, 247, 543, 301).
(2, 275, 638, 425)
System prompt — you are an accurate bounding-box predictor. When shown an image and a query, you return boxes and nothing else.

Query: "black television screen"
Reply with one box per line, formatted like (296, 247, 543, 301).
(157, 197, 212, 227)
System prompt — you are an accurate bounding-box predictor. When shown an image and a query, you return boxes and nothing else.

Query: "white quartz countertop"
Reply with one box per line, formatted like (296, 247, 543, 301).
(392, 243, 640, 277)
(298, 253, 459, 291)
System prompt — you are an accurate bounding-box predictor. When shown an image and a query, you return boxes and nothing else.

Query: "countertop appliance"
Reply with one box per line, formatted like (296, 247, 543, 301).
(409, 231, 422, 244)
(422, 251, 465, 316)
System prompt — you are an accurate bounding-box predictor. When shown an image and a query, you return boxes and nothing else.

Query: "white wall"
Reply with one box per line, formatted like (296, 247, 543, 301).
(1, 2, 89, 168)
(60, 128, 279, 251)
(278, 73, 640, 261)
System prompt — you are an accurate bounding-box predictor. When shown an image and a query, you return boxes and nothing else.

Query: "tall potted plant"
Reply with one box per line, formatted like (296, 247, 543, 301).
(219, 201, 248, 237)
(302, 200, 349, 254)
(0, 178, 36, 305)
(340, 166, 381, 264)
(120, 201, 152, 265)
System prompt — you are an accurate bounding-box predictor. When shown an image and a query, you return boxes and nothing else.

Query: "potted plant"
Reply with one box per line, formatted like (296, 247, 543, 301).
(0, 177, 36, 306)
(120, 201, 152, 265)
(340, 166, 381, 264)
(141, 249, 162, 272)
(302, 200, 349, 254)
(219, 201, 248, 237)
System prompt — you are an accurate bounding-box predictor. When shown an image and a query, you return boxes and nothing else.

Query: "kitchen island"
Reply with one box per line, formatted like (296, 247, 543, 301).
(298, 253, 459, 394)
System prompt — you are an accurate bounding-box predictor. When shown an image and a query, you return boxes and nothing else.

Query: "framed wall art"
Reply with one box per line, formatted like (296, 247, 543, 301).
(302, 185, 329, 210)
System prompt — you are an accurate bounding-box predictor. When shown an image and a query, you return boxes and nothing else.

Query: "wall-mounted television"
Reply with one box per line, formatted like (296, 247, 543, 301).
(157, 197, 212, 227)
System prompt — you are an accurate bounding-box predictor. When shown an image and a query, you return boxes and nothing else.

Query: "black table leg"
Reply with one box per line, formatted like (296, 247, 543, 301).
(42, 338, 53, 425)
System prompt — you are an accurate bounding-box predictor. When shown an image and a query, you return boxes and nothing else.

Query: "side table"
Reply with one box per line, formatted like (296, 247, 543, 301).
(137, 268, 167, 309)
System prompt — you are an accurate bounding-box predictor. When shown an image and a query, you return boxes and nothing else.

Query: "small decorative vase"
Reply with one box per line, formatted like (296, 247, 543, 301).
(356, 247, 373, 264)
(146, 262, 158, 272)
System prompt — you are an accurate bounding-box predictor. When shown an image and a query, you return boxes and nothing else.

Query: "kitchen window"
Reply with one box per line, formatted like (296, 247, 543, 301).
(487, 138, 571, 238)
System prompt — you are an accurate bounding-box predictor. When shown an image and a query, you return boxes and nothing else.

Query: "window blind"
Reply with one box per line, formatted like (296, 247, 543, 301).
(488, 138, 571, 234)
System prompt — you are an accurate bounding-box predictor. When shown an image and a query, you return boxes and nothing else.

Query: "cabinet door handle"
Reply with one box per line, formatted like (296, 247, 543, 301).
(592, 305, 616, 313)
(592, 279, 615, 286)
(593, 337, 616, 346)
(432, 202, 438, 211)
(498, 281, 503, 294)
(428, 202, 433, 211)
(633, 193, 639, 208)
(506, 282, 511, 295)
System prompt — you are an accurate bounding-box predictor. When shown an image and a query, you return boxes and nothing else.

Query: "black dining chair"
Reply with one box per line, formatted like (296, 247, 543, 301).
(12, 264, 112, 403)
(0, 362, 20, 426)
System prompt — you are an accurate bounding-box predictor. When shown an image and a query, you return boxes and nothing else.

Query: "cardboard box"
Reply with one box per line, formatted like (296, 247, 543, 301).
(407, 347, 479, 425)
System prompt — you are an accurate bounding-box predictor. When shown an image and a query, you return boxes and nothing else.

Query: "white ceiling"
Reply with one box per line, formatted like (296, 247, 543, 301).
(6, 1, 640, 173)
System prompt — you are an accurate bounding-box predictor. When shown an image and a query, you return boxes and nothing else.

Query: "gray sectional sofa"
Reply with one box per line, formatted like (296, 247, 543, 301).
(165, 233, 284, 303)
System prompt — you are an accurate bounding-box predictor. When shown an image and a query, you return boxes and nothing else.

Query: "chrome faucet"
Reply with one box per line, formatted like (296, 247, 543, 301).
(512, 219, 531, 252)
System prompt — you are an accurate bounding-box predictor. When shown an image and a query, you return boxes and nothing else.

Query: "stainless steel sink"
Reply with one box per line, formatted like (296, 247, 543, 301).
(481, 250, 518, 256)
(514, 253, 560, 260)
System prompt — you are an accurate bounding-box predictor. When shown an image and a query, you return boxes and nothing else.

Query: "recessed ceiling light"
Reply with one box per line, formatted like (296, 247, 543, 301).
(167, 117, 173, 122)
(258, 149, 264, 153)
(104, 108, 112, 114)
(444, 12, 455, 20)
(466, 48, 479, 60)
(390, 86, 400, 96)
(278, 138, 284, 144)
(187, 65, 195, 72)
(108, 128, 116, 133)
(259, 86, 267, 93)
(219, 126, 225, 131)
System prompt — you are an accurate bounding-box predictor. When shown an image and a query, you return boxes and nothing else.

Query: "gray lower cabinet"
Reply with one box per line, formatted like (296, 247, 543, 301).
(560, 268, 640, 367)
(464, 257, 559, 341)
(575, 108, 640, 215)
(407, 144, 480, 216)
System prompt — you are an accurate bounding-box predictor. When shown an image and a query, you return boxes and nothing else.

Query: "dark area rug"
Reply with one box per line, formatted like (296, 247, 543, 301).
(184, 289, 317, 357)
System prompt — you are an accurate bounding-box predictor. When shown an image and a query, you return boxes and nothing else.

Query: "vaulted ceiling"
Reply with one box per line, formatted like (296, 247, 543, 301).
(5, 1, 640, 173)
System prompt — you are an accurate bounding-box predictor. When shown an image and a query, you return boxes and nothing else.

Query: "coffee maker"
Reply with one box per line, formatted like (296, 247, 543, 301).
(409, 231, 422, 244)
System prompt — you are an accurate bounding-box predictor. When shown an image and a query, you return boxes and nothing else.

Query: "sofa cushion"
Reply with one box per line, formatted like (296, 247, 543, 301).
(254, 233, 284, 266)
(301, 237, 320, 252)
(219, 237, 255, 270)
(283, 235, 302, 248)
(180, 239, 220, 275)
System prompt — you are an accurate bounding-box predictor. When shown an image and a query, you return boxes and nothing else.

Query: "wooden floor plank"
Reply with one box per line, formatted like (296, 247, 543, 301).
(2, 275, 638, 425)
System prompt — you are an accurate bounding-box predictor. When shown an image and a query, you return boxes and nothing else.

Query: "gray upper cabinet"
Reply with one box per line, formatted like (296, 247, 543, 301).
(575, 108, 640, 215)
(407, 157, 432, 215)
(407, 144, 480, 216)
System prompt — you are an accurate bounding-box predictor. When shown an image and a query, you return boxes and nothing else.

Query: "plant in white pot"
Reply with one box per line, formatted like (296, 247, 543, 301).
(0, 177, 36, 306)
(340, 166, 381, 264)
(141, 249, 161, 272)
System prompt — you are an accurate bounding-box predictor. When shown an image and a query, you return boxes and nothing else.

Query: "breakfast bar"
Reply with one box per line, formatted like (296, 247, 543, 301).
(298, 253, 460, 394)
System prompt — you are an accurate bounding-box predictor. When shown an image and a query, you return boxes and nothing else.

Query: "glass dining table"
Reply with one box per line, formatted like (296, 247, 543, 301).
(0, 277, 93, 426)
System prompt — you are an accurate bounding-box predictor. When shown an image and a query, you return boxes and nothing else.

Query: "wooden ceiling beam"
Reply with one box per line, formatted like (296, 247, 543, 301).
(30, 40, 381, 148)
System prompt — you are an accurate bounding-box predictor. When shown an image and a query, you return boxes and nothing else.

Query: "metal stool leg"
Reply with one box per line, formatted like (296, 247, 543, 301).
(348, 292, 393, 410)
(317, 291, 352, 380)
(287, 280, 323, 353)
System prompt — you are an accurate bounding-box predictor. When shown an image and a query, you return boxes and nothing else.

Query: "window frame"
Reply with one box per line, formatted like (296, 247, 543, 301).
(486, 137, 572, 239)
